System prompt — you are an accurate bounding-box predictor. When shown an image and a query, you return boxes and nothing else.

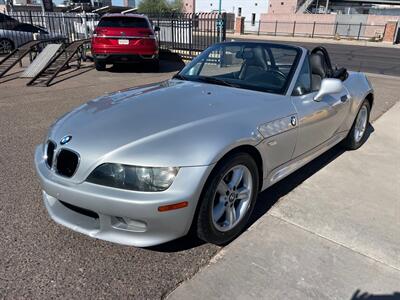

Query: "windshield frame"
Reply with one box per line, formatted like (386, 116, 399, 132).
(177, 42, 302, 96)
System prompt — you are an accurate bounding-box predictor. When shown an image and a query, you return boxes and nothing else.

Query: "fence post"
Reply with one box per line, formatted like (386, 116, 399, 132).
(334, 21, 338, 36)
(383, 23, 387, 40)
(257, 20, 261, 35)
(274, 20, 278, 36)
(222, 12, 227, 41)
(292, 21, 296, 37)
(171, 19, 174, 49)
(357, 22, 362, 40)
(312, 22, 316, 38)
(189, 16, 192, 57)
(28, 11, 33, 25)
(82, 11, 88, 39)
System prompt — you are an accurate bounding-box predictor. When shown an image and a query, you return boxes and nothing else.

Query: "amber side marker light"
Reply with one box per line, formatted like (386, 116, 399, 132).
(158, 201, 189, 212)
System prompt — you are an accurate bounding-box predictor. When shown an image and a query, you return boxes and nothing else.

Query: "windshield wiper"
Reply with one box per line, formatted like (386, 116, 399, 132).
(196, 76, 239, 88)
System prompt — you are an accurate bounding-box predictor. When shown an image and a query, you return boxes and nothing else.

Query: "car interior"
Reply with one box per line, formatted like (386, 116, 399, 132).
(183, 44, 349, 95)
(190, 44, 300, 94)
(309, 46, 348, 91)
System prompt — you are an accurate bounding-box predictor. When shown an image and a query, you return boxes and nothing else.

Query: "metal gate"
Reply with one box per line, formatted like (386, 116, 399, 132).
(148, 13, 227, 59)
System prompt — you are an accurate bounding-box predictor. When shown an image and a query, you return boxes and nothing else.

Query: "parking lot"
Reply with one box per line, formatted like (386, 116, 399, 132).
(0, 51, 400, 298)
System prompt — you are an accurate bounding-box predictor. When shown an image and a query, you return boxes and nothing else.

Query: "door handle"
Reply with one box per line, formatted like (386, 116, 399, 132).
(341, 95, 349, 102)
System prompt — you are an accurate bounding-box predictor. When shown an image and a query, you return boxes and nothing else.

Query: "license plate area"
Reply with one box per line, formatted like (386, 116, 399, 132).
(118, 39, 129, 45)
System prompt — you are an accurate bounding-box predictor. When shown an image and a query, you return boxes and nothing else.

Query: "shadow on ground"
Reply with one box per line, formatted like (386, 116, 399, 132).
(152, 124, 375, 253)
(107, 59, 185, 74)
(49, 65, 95, 86)
(351, 290, 400, 300)
(106, 51, 185, 74)
(250, 124, 374, 227)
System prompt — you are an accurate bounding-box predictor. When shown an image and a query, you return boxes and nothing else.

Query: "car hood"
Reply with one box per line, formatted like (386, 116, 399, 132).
(48, 80, 288, 181)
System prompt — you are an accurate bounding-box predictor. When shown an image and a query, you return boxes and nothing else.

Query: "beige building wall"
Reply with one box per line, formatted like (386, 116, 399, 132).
(268, 0, 298, 14)
(182, 0, 195, 13)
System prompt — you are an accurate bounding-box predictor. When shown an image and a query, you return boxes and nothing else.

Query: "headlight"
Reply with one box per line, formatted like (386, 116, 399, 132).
(86, 163, 179, 192)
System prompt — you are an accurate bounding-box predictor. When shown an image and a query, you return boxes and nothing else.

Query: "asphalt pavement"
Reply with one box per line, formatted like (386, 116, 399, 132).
(231, 37, 400, 77)
(0, 61, 219, 299)
(0, 53, 399, 299)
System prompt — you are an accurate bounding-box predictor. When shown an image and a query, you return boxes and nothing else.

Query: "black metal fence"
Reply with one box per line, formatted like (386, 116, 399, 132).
(147, 13, 227, 59)
(0, 11, 98, 54)
(0, 11, 227, 58)
(243, 20, 387, 41)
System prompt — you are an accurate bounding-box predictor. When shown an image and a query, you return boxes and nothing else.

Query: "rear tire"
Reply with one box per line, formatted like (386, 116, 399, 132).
(342, 99, 371, 150)
(150, 59, 159, 71)
(196, 153, 259, 245)
(94, 60, 106, 71)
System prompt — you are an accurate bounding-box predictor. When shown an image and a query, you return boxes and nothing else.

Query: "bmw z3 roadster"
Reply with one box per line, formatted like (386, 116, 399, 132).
(34, 42, 373, 247)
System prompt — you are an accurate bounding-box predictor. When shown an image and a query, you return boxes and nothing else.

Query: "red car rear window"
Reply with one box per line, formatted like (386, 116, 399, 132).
(97, 17, 150, 28)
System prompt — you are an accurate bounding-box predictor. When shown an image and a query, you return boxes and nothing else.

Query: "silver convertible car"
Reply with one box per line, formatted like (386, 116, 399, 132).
(34, 42, 373, 247)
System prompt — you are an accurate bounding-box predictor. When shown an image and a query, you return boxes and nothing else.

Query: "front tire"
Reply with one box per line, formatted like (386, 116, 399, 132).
(342, 100, 371, 150)
(196, 153, 259, 245)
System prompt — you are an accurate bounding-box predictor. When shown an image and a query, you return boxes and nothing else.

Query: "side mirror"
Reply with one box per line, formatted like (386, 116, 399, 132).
(154, 26, 160, 32)
(314, 78, 343, 101)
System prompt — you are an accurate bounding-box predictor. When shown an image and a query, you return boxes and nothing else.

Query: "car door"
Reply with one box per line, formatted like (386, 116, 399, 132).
(291, 55, 350, 158)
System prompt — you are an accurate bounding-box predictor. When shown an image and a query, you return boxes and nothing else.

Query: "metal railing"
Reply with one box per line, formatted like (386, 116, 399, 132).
(243, 20, 386, 41)
(0, 11, 98, 55)
(146, 12, 227, 59)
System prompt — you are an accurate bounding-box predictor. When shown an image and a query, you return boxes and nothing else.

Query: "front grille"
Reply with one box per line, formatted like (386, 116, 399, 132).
(59, 200, 99, 219)
(46, 140, 56, 168)
(56, 149, 79, 177)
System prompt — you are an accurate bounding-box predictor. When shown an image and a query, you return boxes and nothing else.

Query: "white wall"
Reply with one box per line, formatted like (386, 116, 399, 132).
(195, 0, 269, 30)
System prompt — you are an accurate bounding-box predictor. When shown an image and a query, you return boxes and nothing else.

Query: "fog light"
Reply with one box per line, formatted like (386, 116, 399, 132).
(111, 216, 147, 232)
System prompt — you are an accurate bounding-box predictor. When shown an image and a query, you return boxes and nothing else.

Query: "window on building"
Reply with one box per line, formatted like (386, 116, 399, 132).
(281, 2, 284, 4)
(238, 7, 242, 16)
(251, 13, 256, 26)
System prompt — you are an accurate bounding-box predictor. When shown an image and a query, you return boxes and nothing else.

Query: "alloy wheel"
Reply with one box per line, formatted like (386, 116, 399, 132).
(0, 39, 13, 54)
(212, 165, 253, 232)
(354, 104, 368, 143)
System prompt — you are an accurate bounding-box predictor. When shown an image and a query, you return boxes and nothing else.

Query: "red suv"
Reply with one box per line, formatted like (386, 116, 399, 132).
(91, 14, 159, 71)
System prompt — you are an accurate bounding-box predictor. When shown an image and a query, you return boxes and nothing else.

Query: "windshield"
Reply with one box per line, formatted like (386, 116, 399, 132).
(98, 17, 150, 28)
(178, 43, 301, 95)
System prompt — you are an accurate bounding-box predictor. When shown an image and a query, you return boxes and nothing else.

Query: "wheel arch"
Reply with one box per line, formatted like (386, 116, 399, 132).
(187, 144, 264, 237)
(365, 92, 374, 109)
(215, 145, 264, 192)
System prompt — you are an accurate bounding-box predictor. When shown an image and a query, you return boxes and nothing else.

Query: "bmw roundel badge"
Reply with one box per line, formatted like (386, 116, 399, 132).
(60, 135, 72, 145)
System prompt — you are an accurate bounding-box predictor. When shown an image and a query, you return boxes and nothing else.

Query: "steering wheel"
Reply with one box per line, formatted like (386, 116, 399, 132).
(269, 69, 287, 83)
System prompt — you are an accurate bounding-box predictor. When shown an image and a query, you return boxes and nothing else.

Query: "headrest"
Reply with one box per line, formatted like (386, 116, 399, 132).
(309, 53, 327, 78)
(238, 47, 268, 69)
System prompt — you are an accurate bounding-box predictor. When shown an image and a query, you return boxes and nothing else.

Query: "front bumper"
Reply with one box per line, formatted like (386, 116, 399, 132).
(34, 146, 213, 247)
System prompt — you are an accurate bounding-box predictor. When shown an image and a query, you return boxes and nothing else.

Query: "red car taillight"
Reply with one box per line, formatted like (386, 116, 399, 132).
(93, 28, 107, 38)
